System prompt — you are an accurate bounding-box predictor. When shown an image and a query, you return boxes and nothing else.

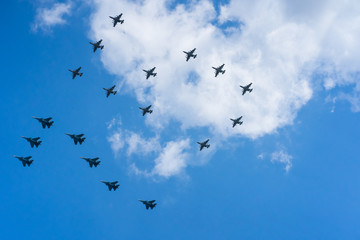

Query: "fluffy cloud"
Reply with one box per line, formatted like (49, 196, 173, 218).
(92, 0, 360, 176)
(107, 122, 190, 178)
(271, 150, 293, 173)
(32, 1, 72, 32)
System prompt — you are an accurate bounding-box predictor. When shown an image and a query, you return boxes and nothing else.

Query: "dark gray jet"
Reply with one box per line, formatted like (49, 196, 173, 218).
(139, 105, 153, 116)
(212, 64, 225, 77)
(100, 181, 119, 191)
(143, 67, 157, 79)
(13, 156, 33, 167)
(103, 85, 117, 98)
(32, 117, 54, 129)
(68, 67, 83, 79)
(183, 48, 197, 61)
(65, 133, 86, 145)
(230, 116, 243, 128)
(138, 200, 157, 210)
(81, 157, 100, 168)
(240, 83, 253, 95)
(89, 39, 104, 53)
(21, 136, 42, 148)
(109, 14, 124, 27)
(197, 139, 210, 151)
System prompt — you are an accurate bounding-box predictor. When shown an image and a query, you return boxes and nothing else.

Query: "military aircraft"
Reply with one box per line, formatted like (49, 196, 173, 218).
(240, 83, 253, 95)
(183, 48, 197, 61)
(138, 200, 157, 210)
(109, 14, 124, 27)
(13, 156, 33, 167)
(139, 105, 153, 116)
(80, 157, 100, 168)
(100, 181, 120, 191)
(143, 67, 157, 79)
(103, 85, 117, 98)
(65, 133, 86, 145)
(32, 117, 54, 129)
(21, 136, 42, 148)
(230, 116, 243, 128)
(68, 67, 83, 79)
(212, 64, 225, 77)
(197, 139, 210, 151)
(89, 39, 104, 53)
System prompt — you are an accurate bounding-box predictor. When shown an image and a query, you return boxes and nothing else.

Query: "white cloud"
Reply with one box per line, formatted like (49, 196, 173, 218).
(126, 132, 161, 156)
(271, 150, 293, 173)
(92, 0, 360, 176)
(107, 123, 191, 178)
(32, 1, 72, 32)
(152, 139, 190, 178)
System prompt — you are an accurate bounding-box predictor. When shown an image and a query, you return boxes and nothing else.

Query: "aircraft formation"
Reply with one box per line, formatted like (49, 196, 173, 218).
(14, 12, 254, 211)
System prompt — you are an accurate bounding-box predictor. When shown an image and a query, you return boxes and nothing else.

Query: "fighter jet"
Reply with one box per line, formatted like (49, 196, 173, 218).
(68, 67, 83, 79)
(139, 105, 153, 116)
(103, 85, 117, 98)
(183, 48, 197, 61)
(100, 181, 120, 191)
(230, 116, 243, 128)
(240, 83, 253, 95)
(90, 39, 104, 53)
(143, 67, 157, 79)
(80, 157, 100, 168)
(138, 200, 157, 210)
(21, 137, 42, 148)
(65, 133, 86, 145)
(109, 14, 124, 27)
(32, 117, 54, 129)
(197, 139, 210, 151)
(212, 64, 225, 77)
(13, 156, 33, 167)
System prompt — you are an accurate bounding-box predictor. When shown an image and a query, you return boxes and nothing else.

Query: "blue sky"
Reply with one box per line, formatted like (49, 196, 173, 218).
(1, 0, 360, 239)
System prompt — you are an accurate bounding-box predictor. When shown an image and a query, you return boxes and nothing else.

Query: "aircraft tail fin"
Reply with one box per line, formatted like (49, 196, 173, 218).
(100, 46, 104, 50)
(194, 54, 197, 59)
(149, 110, 153, 114)
(35, 141, 42, 147)
(153, 73, 157, 77)
(114, 91, 117, 95)
(27, 160, 34, 166)
(249, 89, 253, 92)
(94, 161, 100, 167)
(207, 144, 210, 148)
(79, 73, 83, 77)
(222, 70, 226, 74)
(120, 20, 124, 24)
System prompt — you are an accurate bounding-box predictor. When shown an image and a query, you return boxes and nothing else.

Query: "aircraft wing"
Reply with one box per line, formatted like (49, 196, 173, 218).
(22, 161, 26, 167)
(186, 54, 190, 61)
(146, 205, 149, 210)
(73, 139, 78, 145)
(200, 145, 204, 151)
(76, 67, 81, 72)
(97, 39, 102, 44)
(142, 110, 146, 116)
(113, 21, 117, 27)
(89, 162, 93, 168)
(72, 72, 76, 79)
(215, 71, 219, 77)
(41, 122, 46, 129)
(93, 45, 97, 52)
(30, 142, 34, 148)
(109, 85, 116, 91)
(108, 185, 112, 191)
(106, 91, 111, 98)
(242, 88, 246, 95)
